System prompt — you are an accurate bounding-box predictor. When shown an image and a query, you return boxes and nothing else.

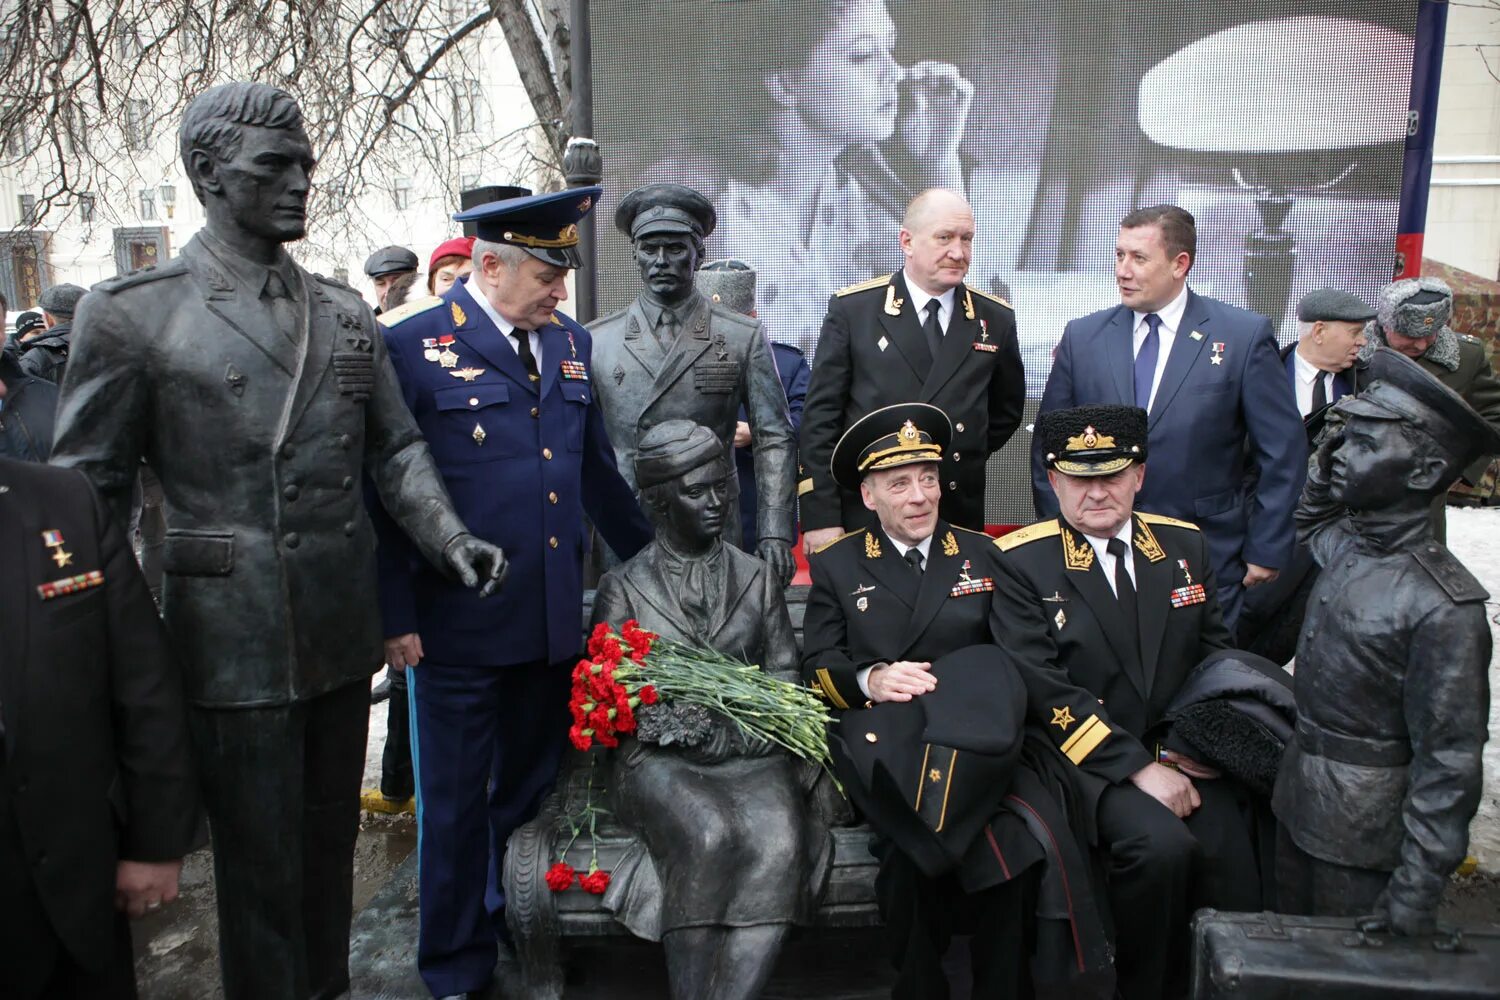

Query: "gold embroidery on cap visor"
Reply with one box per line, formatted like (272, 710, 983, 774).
(858, 421, 943, 473)
(501, 223, 580, 250)
(1050, 423, 1135, 475)
(1051, 455, 1136, 476)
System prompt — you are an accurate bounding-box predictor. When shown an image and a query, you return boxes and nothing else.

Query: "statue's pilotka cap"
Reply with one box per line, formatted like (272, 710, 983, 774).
(635, 420, 725, 489)
(453, 185, 602, 269)
(37, 283, 86, 318)
(1297, 288, 1376, 324)
(14, 311, 44, 337)
(1038, 404, 1148, 476)
(364, 245, 418, 279)
(695, 259, 755, 315)
(615, 183, 717, 242)
(1378, 277, 1453, 342)
(831, 403, 952, 490)
(1339, 347, 1500, 469)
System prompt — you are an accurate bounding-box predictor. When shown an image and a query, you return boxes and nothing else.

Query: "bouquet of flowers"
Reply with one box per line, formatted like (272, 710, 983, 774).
(568, 620, 834, 774)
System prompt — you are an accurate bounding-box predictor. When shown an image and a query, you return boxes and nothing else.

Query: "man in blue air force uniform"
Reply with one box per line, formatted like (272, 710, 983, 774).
(373, 187, 653, 1000)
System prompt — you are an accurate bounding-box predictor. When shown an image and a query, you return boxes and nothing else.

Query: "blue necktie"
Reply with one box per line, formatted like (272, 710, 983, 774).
(1134, 313, 1161, 410)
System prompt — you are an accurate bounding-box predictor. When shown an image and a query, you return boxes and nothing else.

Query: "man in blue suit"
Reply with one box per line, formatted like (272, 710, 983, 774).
(1032, 205, 1305, 631)
(372, 188, 653, 1000)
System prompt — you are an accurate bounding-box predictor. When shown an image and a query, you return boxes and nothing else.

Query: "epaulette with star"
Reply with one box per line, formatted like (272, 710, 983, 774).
(993, 520, 1061, 552)
(834, 274, 891, 297)
(378, 296, 444, 328)
(1136, 512, 1200, 532)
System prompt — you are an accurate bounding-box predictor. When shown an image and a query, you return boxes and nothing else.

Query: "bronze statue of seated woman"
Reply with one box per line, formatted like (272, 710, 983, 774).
(591, 419, 830, 1000)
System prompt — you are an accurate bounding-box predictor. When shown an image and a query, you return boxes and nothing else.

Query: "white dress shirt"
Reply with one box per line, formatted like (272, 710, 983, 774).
(903, 270, 956, 335)
(856, 531, 936, 698)
(1292, 348, 1337, 418)
(1081, 519, 1137, 597)
(1131, 283, 1190, 411)
(465, 276, 542, 366)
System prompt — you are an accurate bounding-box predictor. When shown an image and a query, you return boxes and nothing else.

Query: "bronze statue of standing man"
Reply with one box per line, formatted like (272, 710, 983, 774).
(589, 184, 798, 586)
(51, 82, 506, 999)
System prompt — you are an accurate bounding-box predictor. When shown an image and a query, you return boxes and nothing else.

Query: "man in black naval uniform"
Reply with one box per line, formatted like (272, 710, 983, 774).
(991, 404, 1245, 1000)
(1274, 349, 1500, 935)
(802, 403, 1111, 1000)
(799, 188, 1024, 549)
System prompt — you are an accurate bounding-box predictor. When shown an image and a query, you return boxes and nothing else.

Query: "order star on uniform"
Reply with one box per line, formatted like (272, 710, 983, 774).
(370, 186, 653, 1000)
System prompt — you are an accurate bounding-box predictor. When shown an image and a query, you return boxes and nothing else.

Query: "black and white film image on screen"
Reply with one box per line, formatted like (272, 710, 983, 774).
(592, 0, 1417, 521)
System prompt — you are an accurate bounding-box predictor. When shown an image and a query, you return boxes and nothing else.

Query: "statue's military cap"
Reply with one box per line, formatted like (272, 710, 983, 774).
(1037, 404, 1147, 476)
(1378, 277, 1453, 342)
(1297, 287, 1375, 324)
(363, 245, 418, 279)
(37, 283, 86, 318)
(614, 183, 717, 242)
(695, 259, 756, 316)
(635, 420, 723, 488)
(453, 185, 602, 269)
(1338, 347, 1500, 470)
(14, 311, 44, 337)
(831, 402, 951, 490)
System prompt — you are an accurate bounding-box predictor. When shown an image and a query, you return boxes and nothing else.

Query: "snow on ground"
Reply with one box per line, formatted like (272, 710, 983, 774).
(1446, 506, 1500, 872)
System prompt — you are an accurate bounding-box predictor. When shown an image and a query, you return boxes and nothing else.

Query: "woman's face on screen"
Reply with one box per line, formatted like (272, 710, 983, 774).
(778, 1, 901, 145)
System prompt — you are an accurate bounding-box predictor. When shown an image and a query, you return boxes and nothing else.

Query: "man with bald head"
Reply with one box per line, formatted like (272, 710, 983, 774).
(800, 188, 1024, 547)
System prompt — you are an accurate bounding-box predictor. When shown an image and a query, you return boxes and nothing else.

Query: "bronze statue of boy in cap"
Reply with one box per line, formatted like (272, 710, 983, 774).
(1274, 347, 1500, 935)
(589, 183, 797, 586)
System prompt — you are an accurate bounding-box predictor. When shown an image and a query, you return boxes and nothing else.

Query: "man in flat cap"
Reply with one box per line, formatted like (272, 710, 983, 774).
(51, 81, 508, 1000)
(694, 259, 811, 550)
(1274, 348, 1500, 935)
(365, 244, 419, 314)
(19, 284, 84, 383)
(1237, 288, 1376, 661)
(589, 183, 797, 587)
(994, 404, 1270, 1000)
(1355, 276, 1500, 541)
(373, 184, 652, 999)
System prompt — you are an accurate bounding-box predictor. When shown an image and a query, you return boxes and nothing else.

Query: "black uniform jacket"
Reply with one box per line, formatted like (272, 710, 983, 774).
(799, 272, 1024, 532)
(991, 513, 1233, 819)
(0, 459, 199, 970)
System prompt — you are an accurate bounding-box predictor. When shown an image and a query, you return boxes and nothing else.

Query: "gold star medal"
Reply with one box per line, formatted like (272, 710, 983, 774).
(41, 529, 73, 569)
(1051, 706, 1076, 732)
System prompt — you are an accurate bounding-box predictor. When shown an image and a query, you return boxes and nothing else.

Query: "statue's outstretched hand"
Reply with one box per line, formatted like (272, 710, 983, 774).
(757, 539, 796, 588)
(444, 533, 508, 597)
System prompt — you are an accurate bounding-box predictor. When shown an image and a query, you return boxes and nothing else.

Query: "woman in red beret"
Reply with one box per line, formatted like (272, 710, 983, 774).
(427, 236, 475, 296)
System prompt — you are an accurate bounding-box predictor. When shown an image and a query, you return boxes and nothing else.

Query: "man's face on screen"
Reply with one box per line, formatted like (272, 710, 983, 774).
(777, 0, 900, 145)
(1115, 224, 1189, 313)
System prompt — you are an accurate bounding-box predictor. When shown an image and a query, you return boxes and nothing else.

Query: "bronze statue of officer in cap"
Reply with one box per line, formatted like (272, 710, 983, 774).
(588, 183, 797, 586)
(1274, 348, 1500, 936)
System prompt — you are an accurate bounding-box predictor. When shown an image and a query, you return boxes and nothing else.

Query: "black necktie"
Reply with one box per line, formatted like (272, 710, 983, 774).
(1310, 371, 1328, 413)
(513, 329, 540, 383)
(904, 547, 924, 575)
(922, 300, 943, 367)
(1107, 537, 1140, 655)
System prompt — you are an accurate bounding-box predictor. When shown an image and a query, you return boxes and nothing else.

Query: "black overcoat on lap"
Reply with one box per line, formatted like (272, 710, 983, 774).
(798, 272, 1024, 532)
(0, 459, 199, 977)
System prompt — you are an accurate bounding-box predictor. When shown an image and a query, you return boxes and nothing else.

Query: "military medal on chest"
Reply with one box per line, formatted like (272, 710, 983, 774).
(1170, 558, 1207, 607)
(948, 558, 995, 597)
(42, 528, 73, 569)
(437, 334, 460, 368)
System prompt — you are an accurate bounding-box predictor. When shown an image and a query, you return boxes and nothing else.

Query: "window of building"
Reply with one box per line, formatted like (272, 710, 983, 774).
(452, 80, 484, 133)
(125, 99, 151, 152)
(64, 102, 87, 154)
(140, 187, 158, 220)
(119, 28, 141, 59)
(17, 194, 36, 224)
(393, 177, 412, 211)
(79, 193, 95, 222)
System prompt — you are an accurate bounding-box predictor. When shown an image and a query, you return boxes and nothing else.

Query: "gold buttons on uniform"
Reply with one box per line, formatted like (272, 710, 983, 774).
(469, 397, 479, 406)
(548, 492, 558, 504)
(865, 732, 878, 744)
(949, 481, 958, 491)
(951, 452, 960, 462)
(531, 407, 539, 418)
(542, 448, 553, 460)
(549, 537, 559, 548)
(955, 422, 965, 433)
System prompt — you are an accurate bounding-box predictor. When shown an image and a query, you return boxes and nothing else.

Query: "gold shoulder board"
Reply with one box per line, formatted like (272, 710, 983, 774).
(967, 286, 1014, 310)
(812, 528, 864, 555)
(994, 520, 1061, 552)
(377, 296, 444, 328)
(834, 274, 892, 298)
(1136, 512, 1200, 532)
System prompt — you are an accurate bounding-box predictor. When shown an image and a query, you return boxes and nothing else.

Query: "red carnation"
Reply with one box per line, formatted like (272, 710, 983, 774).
(601, 638, 624, 662)
(580, 868, 611, 894)
(638, 685, 659, 705)
(545, 862, 575, 891)
(587, 623, 610, 657)
(596, 730, 620, 749)
(568, 724, 592, 751)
